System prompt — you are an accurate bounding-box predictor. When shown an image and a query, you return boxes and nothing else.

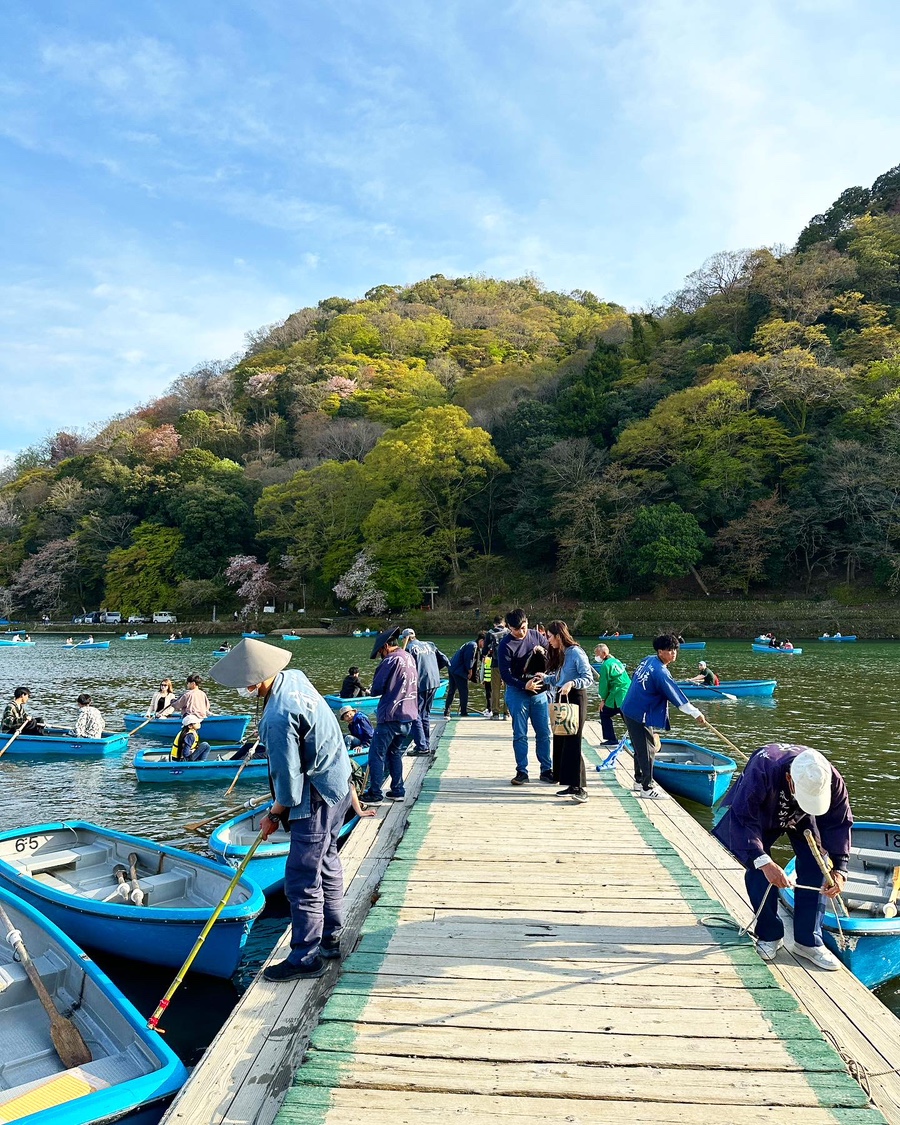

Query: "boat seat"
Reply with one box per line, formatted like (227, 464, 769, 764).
(23, 843, 109, 876)
(32, 872, 80, 895)
(657, 753, 696, 763)
(138, 872, 188, 903)
(851, 847, 900, 871)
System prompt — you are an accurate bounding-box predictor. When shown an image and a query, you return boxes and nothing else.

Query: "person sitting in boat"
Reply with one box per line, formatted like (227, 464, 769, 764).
(821, 632, 830, 638)
(85, 634, 94, 644)
(65, 637, 73, 646)
(229, 736, 267, 760)
(782, 640, 794, 650)
(10, 634, 21, 643)
(689, 661, 719, 687)
(338, 705, 374, 751)
(23, 634, 31, 642)
(171, 673, 211, 720)
(1, 687, 45, 736)
(146, 678, 176, 718)
(768, 636, 779, 648)
(171, 715, 211, 761)
(712, 745, 851, 970)
(834, 631, 842, 638)
(339, 666, 368, 698)
(219, 641, 232, 652)
(169, 633, 176, 641)
(73, 693, 104, 739)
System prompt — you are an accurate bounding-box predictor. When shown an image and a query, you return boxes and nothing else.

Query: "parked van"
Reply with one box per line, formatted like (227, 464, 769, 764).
(100, 610, 122, 624)
(152, 611, 178, 624)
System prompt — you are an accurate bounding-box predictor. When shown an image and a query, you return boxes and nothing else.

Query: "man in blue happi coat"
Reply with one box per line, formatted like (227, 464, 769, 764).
(713, 744, 852, 969)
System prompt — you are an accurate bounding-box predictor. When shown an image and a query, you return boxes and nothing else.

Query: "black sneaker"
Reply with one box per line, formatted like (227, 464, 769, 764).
(510, 772, 529, 785)
(386, 792, 405, 802)
(407, 748, 430, 756)
(539, 771, 555, 784)
(264, 956, 327, 982)
(571, 788, 589, 804)
(556, 786, 576, 796)
(320, 936, 341, 960)
(359, 792, 383, 806)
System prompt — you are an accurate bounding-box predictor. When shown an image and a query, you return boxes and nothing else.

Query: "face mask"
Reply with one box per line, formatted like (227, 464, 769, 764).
(236, 686, 258, 698)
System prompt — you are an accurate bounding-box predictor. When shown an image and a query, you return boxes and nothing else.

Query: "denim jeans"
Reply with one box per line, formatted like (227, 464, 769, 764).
(363, 719, 410, 801)
(745, 829, 827, 948)
(410, 688, 437, 752)
(284, 787, 352, 967)
(504, 685, 552, 776)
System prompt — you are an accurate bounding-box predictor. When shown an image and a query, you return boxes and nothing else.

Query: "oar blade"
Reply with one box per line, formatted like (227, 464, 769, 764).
(50, 1016, 93, 1069)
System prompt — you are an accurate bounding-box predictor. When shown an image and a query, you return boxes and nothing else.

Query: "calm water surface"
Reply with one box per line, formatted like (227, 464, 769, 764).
(1, 633, 899, 1060)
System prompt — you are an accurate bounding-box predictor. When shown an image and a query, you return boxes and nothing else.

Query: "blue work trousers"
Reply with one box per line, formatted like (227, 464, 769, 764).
(284, 787, 352, 967)
(504, 684, 552, 776)
(364, 719, 410, 801)
(745, 830, 827, 948)
(410, 687, 437, 752)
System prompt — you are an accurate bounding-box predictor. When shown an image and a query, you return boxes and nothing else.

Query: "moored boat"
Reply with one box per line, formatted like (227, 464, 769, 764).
(751, 643, 803, 654)
(651, 738, 737, 806)
(123, 712, 252, 743)
(676, 679, 777, 700)
(818, 635, 858, 642)
(133, 745, 267, 784)
(0, 822, 265, 978)
(779, 822, 900, 988)
(0, 885, 187, 1124)
(1, 727, 130, 757)
(597, 633, 634, 640)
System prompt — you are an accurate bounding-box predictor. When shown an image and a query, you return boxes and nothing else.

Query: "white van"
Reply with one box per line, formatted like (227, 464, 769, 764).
(152, 611, 178, 624)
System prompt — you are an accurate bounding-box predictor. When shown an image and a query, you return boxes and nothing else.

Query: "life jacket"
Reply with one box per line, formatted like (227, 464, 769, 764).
(484, 655, 492, 683)
(171, 729, 195, 760)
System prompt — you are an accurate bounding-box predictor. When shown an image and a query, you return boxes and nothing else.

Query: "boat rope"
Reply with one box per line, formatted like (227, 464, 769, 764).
(700, 883, 853, 950)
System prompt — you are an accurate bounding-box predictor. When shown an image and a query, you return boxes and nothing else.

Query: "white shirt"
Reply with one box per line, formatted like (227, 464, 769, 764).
(74, 706, 104, 739)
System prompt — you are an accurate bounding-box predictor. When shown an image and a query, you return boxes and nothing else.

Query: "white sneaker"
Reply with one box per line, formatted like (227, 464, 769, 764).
(756, 938, 783, 961)
(635, 786, 666, 800)
(631, 782, 643, 793)
(793, 943, 841, 971)
(776, 902, 795, 950)
(483, 710, 493, 718)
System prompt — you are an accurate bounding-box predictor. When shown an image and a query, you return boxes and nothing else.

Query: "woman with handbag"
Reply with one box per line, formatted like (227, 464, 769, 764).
(530, 620, 593, 804)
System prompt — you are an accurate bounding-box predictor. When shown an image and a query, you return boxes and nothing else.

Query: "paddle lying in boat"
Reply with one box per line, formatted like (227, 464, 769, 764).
(123, 712, 252, 743)
(133, 745, 267, 784)
(0, 822, 265, 978)
(0, 886, 186, 1124)
(651, 738, 737, 806)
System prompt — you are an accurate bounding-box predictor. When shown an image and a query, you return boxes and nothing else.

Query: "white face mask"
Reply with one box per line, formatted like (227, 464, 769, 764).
(236, 686, 259, 698)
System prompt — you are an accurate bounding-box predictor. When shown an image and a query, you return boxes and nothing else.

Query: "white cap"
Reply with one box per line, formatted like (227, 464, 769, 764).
(698, 661, 707, 669)
(182, 714, 203, 727)
(790, 749, 832, 816)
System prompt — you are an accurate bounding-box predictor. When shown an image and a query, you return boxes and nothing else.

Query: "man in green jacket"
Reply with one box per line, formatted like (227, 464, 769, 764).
(594, 644, 631, 745)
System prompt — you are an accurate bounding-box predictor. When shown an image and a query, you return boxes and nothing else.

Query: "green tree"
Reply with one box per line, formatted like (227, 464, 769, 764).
(621, 504, 708, 589)
(104, 523, 183, 613)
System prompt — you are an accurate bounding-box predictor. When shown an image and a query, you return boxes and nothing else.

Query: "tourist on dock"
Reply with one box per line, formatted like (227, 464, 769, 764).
(211, 638, 360, 980)
(73, 693, 104, 739)
(338, 705, 374, 751)
(339, 666, 368, 698)
(482, 649, 494, 715)
(360, 627, 419, 805)
(713, 745, 850, 970)
(620, 634, 708, 800)
(1, 687, 45, 736)
(530, 620, 593, 804)
(171, 673, 211, 720)
(594, 644, 631, 745)
(444, 633, 485, 717)
(399, 629, 450, 755)
(171, 716, 211, 761)
(484, 616, 508, 720)
(146, 678, 177, 718)
(689, 661, 719, 686)
(497, 608, 554, 786)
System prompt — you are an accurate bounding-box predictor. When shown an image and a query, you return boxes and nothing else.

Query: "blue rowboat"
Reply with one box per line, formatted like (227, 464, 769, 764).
(0, 822, 265, 979)
(752, 643, 802, 654)
(678, 641, 706, 650)
(121, 632, 149, 640)
(165, 637, 191, 645)
(652, 738, 737, 806)
(242, 631, 265, 638)
(818, 635, 858, 642)
(212, 648, 230, 658)
(209, 750, 368, 894)
(597, 633, 634, 640)
(779, 822, 900, 989)
(133, 745, 267, 784)
(281, 635, 303, 641)
(0, 639, 35, 647)
(123, 712, 252, 743)
(1, 726, 130, 758)
(2, 629, 27, 635)
(63, 641, 110, 650)
(325, 680, 448, 716)
(0, 886, 187, 1124)
(676, 679, 777, 700)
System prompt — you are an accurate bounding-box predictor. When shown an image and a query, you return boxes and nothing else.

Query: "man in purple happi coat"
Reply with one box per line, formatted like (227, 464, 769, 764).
(359, 626, 418, 806)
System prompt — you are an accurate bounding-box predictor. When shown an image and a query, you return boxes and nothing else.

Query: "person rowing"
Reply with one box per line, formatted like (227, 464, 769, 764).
(688, 661, 719, 686)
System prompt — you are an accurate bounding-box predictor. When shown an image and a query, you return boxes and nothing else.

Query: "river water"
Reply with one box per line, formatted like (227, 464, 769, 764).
(0, 633, 898, 1062)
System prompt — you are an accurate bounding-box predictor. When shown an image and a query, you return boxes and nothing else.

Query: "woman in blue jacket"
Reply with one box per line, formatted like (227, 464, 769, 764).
(532, 620, 594, 804)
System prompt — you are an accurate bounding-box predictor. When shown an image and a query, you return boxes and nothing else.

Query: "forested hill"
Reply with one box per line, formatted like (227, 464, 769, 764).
(5, 164, 900, 618)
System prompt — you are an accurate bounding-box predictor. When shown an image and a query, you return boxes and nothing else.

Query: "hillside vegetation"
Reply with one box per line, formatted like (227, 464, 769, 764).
(5, 165, 900, 617)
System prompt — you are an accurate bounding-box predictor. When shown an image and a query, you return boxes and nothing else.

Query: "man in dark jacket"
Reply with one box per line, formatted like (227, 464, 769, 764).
(444, 634, 484, 717)
(399, 629, 449, 755)
(713, 744, 851, 969)
(484, 616, 508, 719)
(496, 608, 553, 785)
(360, 627, 418, 805)
(339, 667, 368, 698)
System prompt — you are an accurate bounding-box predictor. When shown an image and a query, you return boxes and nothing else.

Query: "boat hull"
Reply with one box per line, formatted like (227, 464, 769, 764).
(124, 712, 252, 742)
(2, 727, 130, 757)
(325, 680, 448, 715)
(677, 641, 706, 650)
(133, 747, 268, 784)
(751, 644, 802, 654)
(242, 632, 265, 638)
(0, 640, 35, 647)
(818, 636, 858, 642)
(651, 738, 736, 806)
(165, 637, 191, 645)
(677, 679, 777, 700)
(0, 822, 264, 979)
(121, 633, 149, 640)
(597, 633, 634, 640)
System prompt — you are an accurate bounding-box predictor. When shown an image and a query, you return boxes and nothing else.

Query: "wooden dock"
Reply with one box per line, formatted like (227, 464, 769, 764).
(166, 717, 900, 1124)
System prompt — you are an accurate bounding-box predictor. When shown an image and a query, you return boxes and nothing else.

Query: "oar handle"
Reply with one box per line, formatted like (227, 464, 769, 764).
(126, 715, 157, 738)
(148, 831, 266, 1030)
(223, 738, 261, 798)
(703, 722, 750, 763)
(0, 721, 29, 760)
(185, 794, 269, 834)
(803, 829, 849, 917)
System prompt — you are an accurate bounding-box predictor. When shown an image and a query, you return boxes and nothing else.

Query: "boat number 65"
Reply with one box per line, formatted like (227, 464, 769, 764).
(14, 837, 39, 852)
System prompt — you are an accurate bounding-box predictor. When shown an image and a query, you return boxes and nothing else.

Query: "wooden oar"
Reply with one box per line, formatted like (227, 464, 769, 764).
(148, 832, 265, 1030)
(125, 715, 157, 739)
(0, 720, 29, 760)
(223, 738, 261, 798)
(185, 794, 269, 835)
(883, 866, 900, 918)
(703, 721, 750, 764)
(127, 853, 144, 906)
(803, 829, 850, 918)
(0, 901, 92, 1067)
(678, 682, 738, 703)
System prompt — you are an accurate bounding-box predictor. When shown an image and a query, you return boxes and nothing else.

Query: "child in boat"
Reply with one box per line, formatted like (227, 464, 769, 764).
(338, 705, 374, 751)
(171, 716, 211, 761)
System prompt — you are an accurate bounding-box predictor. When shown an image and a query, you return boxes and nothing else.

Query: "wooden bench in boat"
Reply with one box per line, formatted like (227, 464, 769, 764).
(657, 751, 698, 763)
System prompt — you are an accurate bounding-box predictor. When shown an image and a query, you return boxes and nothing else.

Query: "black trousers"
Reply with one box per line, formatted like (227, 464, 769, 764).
(444, 672, 470, 715)
(624, 715, 660, 789)
(551, 688, 587, 788)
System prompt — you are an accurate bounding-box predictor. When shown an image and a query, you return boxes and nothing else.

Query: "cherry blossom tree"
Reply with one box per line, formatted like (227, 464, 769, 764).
(333, 551, 388, 615)
(224, 554, 275, 617)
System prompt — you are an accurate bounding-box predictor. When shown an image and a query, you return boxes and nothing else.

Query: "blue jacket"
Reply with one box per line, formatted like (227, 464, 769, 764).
(348, 711, 375, 746)
(259, 670, 352, 821)
(621, 654, 700, 729)
(712, 743, 852, 871)
(497, 629, 547, 691)
(371, 648, 419, 723)
(449, 640, 478, 677)
(542, 645, 594, 693)
(406, 638, 450, 692)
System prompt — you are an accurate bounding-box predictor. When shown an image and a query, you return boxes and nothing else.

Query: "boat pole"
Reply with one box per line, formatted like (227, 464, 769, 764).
(223, 738, 261, 798)
(124, 715, 156, 739)
(803, 829, 850, 918)
(703, 722, 750, 764)
(147, 831, 265, 1031)
(185, 793, 269, 834)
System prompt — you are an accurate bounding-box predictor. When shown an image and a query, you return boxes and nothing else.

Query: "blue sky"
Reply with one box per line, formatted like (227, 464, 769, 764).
(2, 0, 900, 461)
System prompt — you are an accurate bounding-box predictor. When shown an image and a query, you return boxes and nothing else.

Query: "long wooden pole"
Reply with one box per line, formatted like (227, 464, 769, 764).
(803, 829, 850, 918)
(0, 721, 29, 760)
(223, 738, 261, 798)
(703, 722, 750, 764)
